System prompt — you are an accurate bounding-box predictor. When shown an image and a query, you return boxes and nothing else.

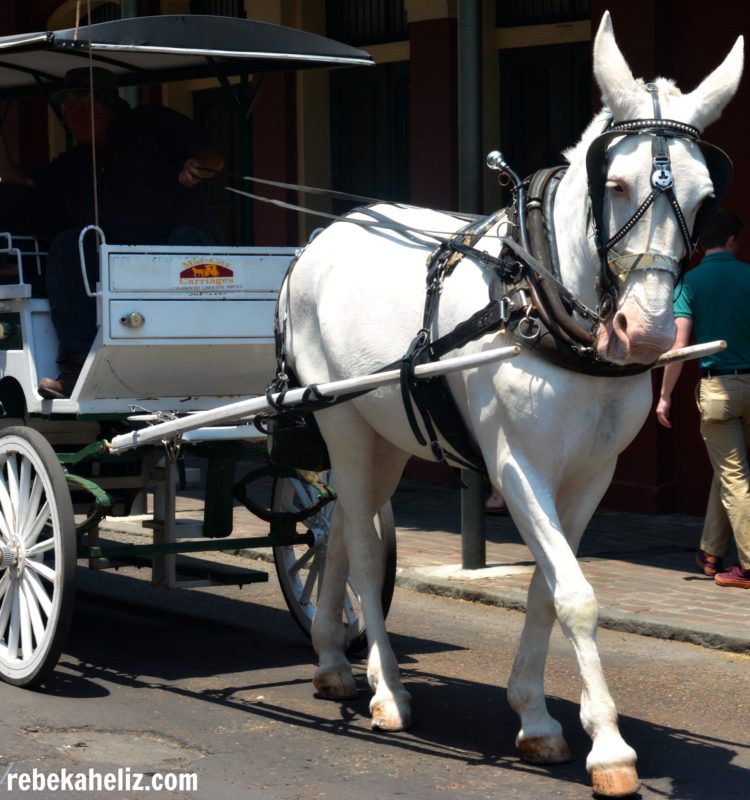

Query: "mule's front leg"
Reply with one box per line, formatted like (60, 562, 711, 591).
(557, 583, 638, 797)
(508, 567, 572, 765)
(506, 467, 638, 797)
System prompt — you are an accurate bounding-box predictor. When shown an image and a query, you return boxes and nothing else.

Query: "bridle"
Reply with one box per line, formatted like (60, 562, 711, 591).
(585, 83, 733, 313)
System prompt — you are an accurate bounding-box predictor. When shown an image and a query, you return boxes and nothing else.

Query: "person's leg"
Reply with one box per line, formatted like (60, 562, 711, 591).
(733, 375, 750, 569)
(699, 376, 750, 587)
(38, 229, 99, 398)
(698, 473, 731, 573)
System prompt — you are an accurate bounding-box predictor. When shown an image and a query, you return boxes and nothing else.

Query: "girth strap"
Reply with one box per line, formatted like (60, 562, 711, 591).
(398, 297, 508, 470)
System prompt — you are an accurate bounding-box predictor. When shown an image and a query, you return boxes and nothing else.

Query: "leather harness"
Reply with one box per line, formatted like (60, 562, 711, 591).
(398, 95, 734, 472)
(270, 94, 733, 475)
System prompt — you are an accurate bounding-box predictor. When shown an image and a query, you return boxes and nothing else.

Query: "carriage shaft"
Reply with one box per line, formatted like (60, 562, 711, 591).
(106, 346, 520, 454)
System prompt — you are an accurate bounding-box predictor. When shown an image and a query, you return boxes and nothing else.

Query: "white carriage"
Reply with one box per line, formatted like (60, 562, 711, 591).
(0, 14, 399, 688)
(0, 14, 520, 688)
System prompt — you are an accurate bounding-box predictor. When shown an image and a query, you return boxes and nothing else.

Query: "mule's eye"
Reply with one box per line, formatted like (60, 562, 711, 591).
(606, 180, 626, 194)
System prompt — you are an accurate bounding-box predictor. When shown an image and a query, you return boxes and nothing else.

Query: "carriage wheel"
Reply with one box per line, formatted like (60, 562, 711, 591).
(0, 427, 76, 687)
(271, 475, 396, 654)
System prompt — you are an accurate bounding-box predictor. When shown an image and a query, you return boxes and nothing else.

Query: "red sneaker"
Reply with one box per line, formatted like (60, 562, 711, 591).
(714, 565, 750, 589)
(695, 550, 723, 577)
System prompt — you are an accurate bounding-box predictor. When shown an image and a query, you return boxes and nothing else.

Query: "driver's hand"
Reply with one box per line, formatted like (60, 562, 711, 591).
(178, 158, 212, 188)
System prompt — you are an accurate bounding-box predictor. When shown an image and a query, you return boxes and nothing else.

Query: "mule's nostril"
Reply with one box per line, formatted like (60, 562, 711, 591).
(613, 312, 628, 343)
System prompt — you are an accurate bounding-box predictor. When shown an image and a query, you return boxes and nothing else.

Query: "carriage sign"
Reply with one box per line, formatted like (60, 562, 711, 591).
(178, 257, 243, 290)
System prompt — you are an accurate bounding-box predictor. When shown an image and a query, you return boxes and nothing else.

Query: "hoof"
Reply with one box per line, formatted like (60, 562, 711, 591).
(590, 765, 640, 798)
(313, 667, 357, 700)
(518, 734, 572, 765)
(370, 696, 412, 731)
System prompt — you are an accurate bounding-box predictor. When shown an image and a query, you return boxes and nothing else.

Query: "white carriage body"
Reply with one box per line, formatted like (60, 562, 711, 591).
(0, 236, 296, 417)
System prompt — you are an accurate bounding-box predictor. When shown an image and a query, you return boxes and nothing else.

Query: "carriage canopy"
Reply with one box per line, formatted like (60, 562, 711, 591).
(0, 14, 373, 101)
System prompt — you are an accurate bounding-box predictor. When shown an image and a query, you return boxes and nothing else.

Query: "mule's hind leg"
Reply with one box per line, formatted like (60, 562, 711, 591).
(312, 410, 411, 728)
(351, 435, 411, 730)
(312, 502, 357, 700)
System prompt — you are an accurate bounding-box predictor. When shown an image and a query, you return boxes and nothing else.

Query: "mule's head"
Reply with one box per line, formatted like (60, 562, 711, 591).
(590, 11, 743, 364)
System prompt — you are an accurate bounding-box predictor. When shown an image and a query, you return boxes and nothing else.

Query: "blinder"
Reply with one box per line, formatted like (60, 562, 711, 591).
(691, 139, 733, 242)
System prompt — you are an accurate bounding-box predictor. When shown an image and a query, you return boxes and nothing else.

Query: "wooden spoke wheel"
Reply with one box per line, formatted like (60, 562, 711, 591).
(0, 427, 76, 687)
(272, 474, 396, 654)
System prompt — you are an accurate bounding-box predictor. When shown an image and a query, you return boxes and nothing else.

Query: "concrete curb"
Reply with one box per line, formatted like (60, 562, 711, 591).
(395, 569, 750, 655)
(97, 525, 750, 656)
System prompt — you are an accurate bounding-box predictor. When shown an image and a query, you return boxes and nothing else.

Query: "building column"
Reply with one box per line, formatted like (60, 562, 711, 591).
(406, 1, 458, 209)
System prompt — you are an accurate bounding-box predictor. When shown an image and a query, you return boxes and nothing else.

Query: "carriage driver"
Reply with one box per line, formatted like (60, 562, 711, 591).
(0, 67, 224, 398)
(656, 209, 750, 590)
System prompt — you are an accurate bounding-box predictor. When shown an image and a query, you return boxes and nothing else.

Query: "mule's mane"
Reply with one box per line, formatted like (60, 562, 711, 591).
(634, 76, 680, 95)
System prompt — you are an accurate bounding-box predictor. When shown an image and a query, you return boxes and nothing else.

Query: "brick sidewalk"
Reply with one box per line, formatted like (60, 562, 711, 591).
(105, 472, 750, 654)
(390, 478, 750, 653)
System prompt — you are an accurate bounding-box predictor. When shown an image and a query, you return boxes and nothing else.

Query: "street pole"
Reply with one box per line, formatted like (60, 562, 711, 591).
(457, 0, 486, 570)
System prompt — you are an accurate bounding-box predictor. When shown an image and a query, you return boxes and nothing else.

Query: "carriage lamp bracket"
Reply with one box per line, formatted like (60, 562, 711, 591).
(78, 225, 105, 298)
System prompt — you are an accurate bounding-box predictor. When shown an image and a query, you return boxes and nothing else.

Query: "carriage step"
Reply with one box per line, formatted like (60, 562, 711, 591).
(109, 552, 269, 587)
(174, 555, 269, 587)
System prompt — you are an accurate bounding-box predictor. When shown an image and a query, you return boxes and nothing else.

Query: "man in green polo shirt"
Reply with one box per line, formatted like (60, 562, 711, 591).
(657, 209, 750, 590)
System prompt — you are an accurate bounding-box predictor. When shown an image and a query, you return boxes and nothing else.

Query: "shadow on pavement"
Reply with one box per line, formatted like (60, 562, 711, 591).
(43, 574, 749, 800)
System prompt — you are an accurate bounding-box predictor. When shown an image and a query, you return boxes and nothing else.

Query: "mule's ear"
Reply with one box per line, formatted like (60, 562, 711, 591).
(685, 36, 744, 131)
(593, 11, 637, 113)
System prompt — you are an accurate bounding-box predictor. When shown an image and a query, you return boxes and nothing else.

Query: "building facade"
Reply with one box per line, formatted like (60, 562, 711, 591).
(1, 0, 748, 514)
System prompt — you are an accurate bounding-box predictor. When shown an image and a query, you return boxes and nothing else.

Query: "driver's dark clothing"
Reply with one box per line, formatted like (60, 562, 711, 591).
(30, 104, 222, 245)
(29, 104, 222, 358)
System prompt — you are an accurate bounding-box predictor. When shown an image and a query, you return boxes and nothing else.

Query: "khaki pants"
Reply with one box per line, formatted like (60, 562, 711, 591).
(697, 374, 750, 569)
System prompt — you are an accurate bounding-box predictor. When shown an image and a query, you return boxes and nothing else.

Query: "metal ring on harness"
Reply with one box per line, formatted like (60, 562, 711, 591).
(517, 313, 541, 341)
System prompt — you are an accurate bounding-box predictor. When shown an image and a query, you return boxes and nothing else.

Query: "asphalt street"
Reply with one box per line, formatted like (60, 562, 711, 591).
(0, 559, 747, 800)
